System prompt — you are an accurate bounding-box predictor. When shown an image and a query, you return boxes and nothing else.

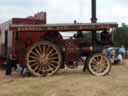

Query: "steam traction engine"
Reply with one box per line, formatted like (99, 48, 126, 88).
(9, 22, 117, 76)
(0, 10, 118, 76)
(0, 0, 118, 77)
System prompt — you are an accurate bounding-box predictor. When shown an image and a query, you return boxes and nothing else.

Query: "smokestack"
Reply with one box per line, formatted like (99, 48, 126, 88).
(91, 0, 97, 23)
(91, 0, 97, 43)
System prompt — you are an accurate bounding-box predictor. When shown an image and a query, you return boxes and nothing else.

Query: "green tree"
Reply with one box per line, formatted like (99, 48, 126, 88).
(114, 23, 128, 48)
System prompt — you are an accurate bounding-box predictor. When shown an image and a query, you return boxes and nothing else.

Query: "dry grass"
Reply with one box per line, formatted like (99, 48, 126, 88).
(0, 61, 128, 96)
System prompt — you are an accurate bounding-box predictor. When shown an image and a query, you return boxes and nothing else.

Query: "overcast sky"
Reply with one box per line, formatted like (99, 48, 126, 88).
(0, 0, 128, 24)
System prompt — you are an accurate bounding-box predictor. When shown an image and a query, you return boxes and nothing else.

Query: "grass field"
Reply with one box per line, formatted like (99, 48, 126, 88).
(0, 61, 128, 96)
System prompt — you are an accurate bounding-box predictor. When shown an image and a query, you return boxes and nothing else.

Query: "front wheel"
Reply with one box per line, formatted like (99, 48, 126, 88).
(87, 53, 111, 76)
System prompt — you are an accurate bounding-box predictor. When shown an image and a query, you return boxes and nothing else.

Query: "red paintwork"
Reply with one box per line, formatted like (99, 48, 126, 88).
(0, 12, 47, 66)
(14, 31, 46, 66)
(12, 18, 46, 24)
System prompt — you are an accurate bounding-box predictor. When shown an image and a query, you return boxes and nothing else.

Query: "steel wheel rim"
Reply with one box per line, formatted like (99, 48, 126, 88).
(26, 41, 62, 77)
(88, 54, 111, 76)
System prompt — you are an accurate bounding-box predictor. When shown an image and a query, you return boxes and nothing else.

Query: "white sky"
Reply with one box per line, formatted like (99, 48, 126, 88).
(0, 0, 128, 24)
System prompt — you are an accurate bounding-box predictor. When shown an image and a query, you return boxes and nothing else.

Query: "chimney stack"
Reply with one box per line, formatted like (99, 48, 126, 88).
(91, 0, 97, 23)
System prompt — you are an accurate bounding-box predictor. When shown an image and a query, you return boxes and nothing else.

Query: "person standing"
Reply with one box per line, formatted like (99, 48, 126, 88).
(119, 45, 126, 58)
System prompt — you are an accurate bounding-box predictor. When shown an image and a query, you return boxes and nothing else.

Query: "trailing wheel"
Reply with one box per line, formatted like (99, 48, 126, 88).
(26, 41, 62, 77)
(87, 53, 111, 76)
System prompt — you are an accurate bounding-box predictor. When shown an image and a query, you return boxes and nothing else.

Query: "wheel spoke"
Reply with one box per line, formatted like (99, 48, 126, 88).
(49, 53, 58, 58)
(43, 64, 48, 73)
(47, 49, 55, 56)
(102, 62, 108, 68)
(97, 65, 102, 73)
(38, 45, 42, 54)
(100, 57, 103, 64)
(46, 46, 51, 54)
(95, 56, 100, 61)
(49, 56, 59, 60)
(46, 64, 50, 70)
(41, 65, 45, 73)
(50, 60, 59, 64)
(36, 64, 42, 73)
(45, 64, 49, 71)
(29, 59, 39, 63)
(31, 51, 39, 57)
(49, 62, 57, 68)
(33, 64, 40, 71)
(100, 56, 107, 64)
(92, 58, 97, 64)
(35, 47, 41, 56)
(38, 64, 43, 72)
(30, 62, 40, 67)
(42, 45, 46, 55)
(29, 55, 39, 60)
(38, 45, 45, 59)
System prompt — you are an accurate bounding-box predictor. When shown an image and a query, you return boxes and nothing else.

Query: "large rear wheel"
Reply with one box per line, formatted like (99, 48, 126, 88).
(87, 53, 111, 76)
(26, 41, 62, 77)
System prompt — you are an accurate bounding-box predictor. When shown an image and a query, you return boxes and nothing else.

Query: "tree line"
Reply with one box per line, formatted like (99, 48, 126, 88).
(114, 23, 128, 48)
